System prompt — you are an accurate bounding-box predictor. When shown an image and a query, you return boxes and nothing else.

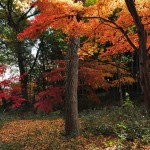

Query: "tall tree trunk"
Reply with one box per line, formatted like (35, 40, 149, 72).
(125, 0, 150, 114)
(64, 0, 85, 137)
(16, 40, 28, 101)
(13, 21, 29, 104)
(65, 36, 80, 136)
(7, 9, 29, 102)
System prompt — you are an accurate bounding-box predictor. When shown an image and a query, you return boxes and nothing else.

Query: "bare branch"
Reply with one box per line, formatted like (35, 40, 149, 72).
(28, 47, 40, 75)
(0, 2, 6, 9)
(18, 5, 35, 23)
(71, 39, 131, 73)
(7, 0, 16, 28)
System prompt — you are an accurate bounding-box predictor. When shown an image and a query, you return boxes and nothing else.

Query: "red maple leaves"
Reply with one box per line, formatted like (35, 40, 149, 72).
(0, 67, 27, 109)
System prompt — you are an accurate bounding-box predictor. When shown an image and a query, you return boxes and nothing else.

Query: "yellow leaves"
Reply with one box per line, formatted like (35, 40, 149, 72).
(135, 0, 150, 10)
(14, 0, 32, 11)
(37, 0, 83, 14)
(97, 0, 124, 16)
(0, 119, 64, 149)
(112, 76, 135, 87)
(0, 118, 113, 150)
(1, 113, 148, 149)
(80, 42, 98, 56)
(84, 5, 98, 17)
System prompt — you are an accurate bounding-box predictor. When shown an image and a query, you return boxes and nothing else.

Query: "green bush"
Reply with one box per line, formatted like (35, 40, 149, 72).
(81, 106, 150, 144)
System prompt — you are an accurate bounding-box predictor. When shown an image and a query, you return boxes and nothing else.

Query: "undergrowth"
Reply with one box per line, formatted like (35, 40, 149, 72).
(81, 106, 150, 145)
(0, 105, 150, 150)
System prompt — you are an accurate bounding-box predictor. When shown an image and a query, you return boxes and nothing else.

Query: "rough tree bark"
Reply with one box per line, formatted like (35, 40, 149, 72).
(65, 0, 85, 137)
(65, 36, 80, 136)
(125, 0, 150, 114)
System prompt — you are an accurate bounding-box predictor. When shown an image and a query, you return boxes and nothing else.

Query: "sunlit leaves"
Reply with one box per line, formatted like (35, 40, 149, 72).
(18, 0, 150, 52)
(85, 0, 97, 7)
(13, 0, 32, 11)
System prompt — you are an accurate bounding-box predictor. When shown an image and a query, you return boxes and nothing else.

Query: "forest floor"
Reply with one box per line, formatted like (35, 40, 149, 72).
(0, 107, 150, 150)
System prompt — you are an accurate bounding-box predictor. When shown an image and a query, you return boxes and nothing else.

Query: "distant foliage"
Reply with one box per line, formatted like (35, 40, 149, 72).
(0, 67, 27, 110)
(33, 59, 134, 112)
(34, 62, 64, 113)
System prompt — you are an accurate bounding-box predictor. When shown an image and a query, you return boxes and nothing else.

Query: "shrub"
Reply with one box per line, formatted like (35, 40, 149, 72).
(81, 106, 150, 144)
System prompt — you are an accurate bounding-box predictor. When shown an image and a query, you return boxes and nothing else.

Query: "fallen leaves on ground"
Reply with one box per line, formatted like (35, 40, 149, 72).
(0, 118, 149, 150)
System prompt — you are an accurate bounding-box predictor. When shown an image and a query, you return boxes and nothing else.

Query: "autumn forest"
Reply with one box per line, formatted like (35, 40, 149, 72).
(0, 0, 150, 149)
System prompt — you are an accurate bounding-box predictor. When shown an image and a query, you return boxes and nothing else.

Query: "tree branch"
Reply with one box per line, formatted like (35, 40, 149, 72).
(0, 2, 6, 9)
(83, 16, 138, 51)
(17, 5, 35, 23)
(28, 46, 40, 75)
(71, 39, 131, 73)
(7, 0, 16, 28)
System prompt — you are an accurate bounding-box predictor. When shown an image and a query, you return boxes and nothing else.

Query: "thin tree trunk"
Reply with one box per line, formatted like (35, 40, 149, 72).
(125, 0, 150, 114)
(16, 40, 28, 100)
(116, 55, 123, 105)
(7, 11, 29, 101)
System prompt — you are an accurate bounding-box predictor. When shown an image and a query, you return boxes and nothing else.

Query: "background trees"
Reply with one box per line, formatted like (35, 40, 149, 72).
(0, 0, 38, 105)
(125, 0, 150, 114)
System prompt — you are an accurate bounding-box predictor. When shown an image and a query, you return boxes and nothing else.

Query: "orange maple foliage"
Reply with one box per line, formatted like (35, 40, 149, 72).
(18, 0, 150, 57)
(17, 0, 141, 110)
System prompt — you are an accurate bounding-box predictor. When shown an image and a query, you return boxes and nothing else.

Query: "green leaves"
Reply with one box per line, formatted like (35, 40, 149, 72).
(108, 7, 122, 22)
(85, 0, 97, 7)
(81, 106, 150, 144)
(126, 25, 137, 33)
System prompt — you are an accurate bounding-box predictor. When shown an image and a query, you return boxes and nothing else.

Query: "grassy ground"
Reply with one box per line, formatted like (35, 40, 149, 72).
(0, 106, 150, 150)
